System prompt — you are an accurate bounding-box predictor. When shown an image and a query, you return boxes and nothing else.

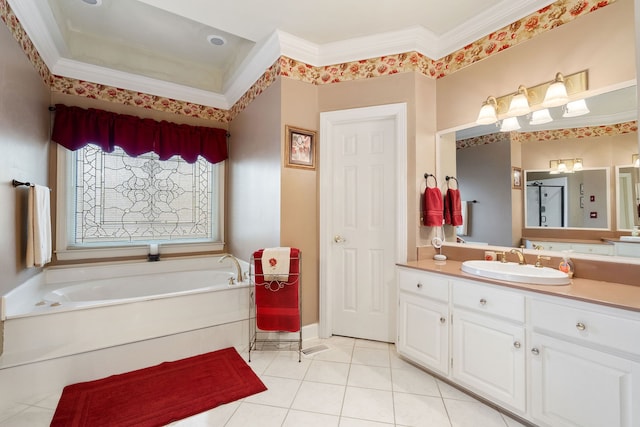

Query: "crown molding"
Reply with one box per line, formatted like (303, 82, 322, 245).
(53, 58, 230, 109)
(434, 0, 556, 58)
(223, 30, 284, 106)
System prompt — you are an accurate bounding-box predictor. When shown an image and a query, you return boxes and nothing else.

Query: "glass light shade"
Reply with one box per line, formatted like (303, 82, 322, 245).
(476, 102, 498, 125)
(633, 154, 639, 168)
(543, 81, 569, 107)
(529, 109, 553, 125)
(500, 117, 521, 132)
(557, 161, 567, 172)
(573, 158, 583, 171)
(507, 93, 530, 117)
(563, 99, 590, 118)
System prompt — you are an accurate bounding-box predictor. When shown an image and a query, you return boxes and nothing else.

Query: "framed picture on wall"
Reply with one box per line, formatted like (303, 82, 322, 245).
(285, 125, 317, 170)
(512, 167, 522, 189)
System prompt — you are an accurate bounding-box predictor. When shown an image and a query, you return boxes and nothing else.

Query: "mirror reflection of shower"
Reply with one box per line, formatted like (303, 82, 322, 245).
(526, 179, 566, 227)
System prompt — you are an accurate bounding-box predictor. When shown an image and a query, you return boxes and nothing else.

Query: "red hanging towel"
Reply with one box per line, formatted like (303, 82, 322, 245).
(253, 248, 301, 332)
(444, 188, 464, 226)
(423, 187, 444, 227)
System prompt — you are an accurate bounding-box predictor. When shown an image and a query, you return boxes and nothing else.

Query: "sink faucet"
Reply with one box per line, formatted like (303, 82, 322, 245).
(510, 247, 526, 265)
(219, 254, 242, 283)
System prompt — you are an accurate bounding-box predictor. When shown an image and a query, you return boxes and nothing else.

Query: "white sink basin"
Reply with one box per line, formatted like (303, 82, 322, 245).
(620, 236, 640, 242)
(461, 260, 570, 285)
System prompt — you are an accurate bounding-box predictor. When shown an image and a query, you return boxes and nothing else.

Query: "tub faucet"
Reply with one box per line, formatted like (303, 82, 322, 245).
(219, 254, 242, 283)
(510, 247, 526, 265)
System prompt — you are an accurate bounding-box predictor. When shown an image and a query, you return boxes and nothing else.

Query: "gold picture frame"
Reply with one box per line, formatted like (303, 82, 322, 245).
(512, 167, 523, 189)
(285, 125, 316, 170)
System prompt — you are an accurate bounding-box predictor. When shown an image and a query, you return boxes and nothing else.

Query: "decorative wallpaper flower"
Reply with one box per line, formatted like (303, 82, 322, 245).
(457, 121, 638, 149)
(0, 0, 617, 122)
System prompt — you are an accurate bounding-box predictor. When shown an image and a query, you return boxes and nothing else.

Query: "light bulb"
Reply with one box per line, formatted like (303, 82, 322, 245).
(543, 73, 569, 107)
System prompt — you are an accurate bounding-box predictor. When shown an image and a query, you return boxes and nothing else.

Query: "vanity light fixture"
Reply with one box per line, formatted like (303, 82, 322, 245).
(529, 109, 553, 125)
(562, 99, 590, 117)
(500, 116, 521, 132)
(633, 154, 639, 167)
(476, 96, 498, 125)
(549, 158, 584, 174)
(506, 85, 531, 117)
(474, 70, 588, 131)
(542, 72, 570, 107)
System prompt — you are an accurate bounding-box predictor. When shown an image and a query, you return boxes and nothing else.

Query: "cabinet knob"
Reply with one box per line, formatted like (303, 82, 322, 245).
(531, 348, 540, 355)
(440, 316, 446, 324)
(479, 298, 487, 305)
(513, 341, 521, 349)
(416, 283, 423, 289)
(576, 322, 586, 331)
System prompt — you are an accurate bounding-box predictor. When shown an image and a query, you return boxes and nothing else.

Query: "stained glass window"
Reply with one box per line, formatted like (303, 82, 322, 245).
(73, 144, 220, 245)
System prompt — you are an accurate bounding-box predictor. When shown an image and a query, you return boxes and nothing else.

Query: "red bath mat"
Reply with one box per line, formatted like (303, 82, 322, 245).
(51, 347, 266, 427)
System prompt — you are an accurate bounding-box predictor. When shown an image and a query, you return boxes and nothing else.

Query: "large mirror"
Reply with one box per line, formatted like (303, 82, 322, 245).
(616, 165, 640, 231)
(447, 83, 639, 257)
(525, 168, 609, 229)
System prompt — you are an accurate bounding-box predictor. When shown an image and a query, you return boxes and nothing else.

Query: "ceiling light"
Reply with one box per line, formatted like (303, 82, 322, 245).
(476, 96, 498, 125)
(633, 154, 639, 168)
(543, 72, 569, 107)
(506, 85, 530, 117)
(500, 117, 521, 132)
(557, 160, 567, 172)
(549, 158, 583, 174)
(529, 109, 553, 125)
(207, 35, 227, 46)
(562, 99, 590, 117)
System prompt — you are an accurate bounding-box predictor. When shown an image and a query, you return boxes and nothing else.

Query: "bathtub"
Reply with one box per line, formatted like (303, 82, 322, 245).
(0, 255, 251, 369)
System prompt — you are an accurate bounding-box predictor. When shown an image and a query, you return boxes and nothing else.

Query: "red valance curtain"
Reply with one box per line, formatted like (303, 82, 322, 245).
(51, 104, 228, 164)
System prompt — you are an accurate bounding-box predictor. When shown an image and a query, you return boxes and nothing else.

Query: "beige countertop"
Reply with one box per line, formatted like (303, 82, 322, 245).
(398, 259, 640, 313)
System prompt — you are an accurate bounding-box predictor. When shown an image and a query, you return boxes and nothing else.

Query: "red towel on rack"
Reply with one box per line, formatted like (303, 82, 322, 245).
(444, 188, 464, 226)
(253, 248, 301, 333)
(423, 187, 444, 227)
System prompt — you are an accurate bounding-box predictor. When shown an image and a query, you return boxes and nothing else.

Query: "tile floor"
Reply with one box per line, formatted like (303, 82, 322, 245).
(0, 336, 529, 426)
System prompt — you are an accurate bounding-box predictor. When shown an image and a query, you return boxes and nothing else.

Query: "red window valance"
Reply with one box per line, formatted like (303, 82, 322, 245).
(51, 104, 228, 164)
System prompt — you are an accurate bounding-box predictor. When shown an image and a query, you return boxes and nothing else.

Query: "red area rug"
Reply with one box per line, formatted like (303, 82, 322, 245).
(51, 347, 266, 427)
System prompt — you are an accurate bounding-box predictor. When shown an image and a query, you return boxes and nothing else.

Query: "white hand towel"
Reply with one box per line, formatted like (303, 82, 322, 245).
(456, 201, 469, 236)
(261, 247, 291, 281)
(26, 185, 52, 268)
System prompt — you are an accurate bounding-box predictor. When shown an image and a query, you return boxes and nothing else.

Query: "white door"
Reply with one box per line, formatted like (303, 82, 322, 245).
(319, 104, 407, 343)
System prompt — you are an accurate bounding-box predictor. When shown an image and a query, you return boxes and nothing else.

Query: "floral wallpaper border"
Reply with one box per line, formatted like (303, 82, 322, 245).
(0, 0, 616, 123)
(457, 120, 638, 150)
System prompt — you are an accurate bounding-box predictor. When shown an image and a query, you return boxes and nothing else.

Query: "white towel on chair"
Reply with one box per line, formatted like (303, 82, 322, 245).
(261, 247, 291, 281)
(26, 185, 52, 268)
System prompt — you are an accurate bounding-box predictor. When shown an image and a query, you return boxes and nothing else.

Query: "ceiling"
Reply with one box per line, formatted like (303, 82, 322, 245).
(11, 0, 556, 109)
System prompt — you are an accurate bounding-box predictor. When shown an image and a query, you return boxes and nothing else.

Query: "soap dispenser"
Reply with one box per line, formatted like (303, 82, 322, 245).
(558, 251, 574, 278)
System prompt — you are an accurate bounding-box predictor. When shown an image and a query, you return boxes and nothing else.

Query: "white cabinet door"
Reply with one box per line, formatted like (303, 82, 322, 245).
(530, 333, 639, 427)
(398, 292, 449, 375)
(452, 309, 526, 412)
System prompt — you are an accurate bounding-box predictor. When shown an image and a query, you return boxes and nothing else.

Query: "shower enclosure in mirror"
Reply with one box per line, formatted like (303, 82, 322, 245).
(525, 169, 609, 229)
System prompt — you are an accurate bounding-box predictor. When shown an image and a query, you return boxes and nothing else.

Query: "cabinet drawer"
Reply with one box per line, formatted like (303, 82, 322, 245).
(452, 280, 524, 323)
(397, 268, 449, 302)
(531, 299, 640, 356)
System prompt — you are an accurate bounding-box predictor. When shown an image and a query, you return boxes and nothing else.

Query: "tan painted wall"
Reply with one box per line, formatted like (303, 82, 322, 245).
(436, 0, 637, 131)
(0, 23, 51, 296)
(228, 79, 283, 260)
(280, 78, 319, 324)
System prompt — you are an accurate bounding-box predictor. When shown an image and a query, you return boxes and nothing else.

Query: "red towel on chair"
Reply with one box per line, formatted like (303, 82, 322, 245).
(253, 248, 300, 332)
(423, 187, 444, 227)
(444, 188, 463, 226)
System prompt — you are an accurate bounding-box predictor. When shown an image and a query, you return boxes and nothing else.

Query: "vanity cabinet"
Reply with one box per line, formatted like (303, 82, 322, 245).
(397, 267, 449, 375)
(529, 298, 640, 427)
(451, 280, 526, 412)
(396, 266, 640, 426)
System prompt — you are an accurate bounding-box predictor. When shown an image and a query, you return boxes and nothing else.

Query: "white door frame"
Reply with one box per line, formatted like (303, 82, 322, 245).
(319, 103, 408, 339)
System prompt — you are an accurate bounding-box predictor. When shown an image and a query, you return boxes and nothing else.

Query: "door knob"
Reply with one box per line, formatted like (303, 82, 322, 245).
(334, 235, 346, 243)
